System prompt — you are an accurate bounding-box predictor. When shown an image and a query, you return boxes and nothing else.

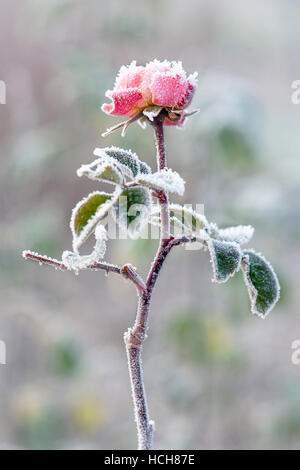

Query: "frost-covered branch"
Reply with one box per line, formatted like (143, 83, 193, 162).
(23, 250, 121, 273)
(23, 250, 146, 293)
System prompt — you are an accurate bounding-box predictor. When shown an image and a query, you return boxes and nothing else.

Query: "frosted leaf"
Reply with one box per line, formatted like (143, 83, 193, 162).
(94, 223, 107, 241)
(113, 187, 151, 238)
(139, 161, 151, 175)
(143, 106, 163, 121)
(151, 211, 187, 232)
(93, 146, 151, 179)
(241, 249, 280, 318)
(77, 158, 123, 185)
(71, 188, 121, 251)
(207, 239, 242, 283)
(136, 169, 185, 196)
(209, 222, 218, 237)
(169, 203, 209, 232)
(62, 224, 107, 274)
(216, 225, 254, 245)
(150, 204, 208, 238)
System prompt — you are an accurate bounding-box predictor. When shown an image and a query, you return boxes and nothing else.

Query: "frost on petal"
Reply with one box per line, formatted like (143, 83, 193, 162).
(208, 239, 242, 283)
(114, 61, 146, 90)
(102, 59, 198, 120)
(101, 88, 144, 116)
(145, 59, 172, 74)
(241, 249, 280, 318)
(71, 189, 121, 251)
(217, 225, 254, 246)
(177, 75, 198, 109)
(150, 72, 188, 108)
(187, 71, 198, 89)
(136, 168, 185, 196)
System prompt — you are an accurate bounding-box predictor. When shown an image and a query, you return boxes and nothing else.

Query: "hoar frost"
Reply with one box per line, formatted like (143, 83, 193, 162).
(216, 224, 254, 245)
(62, 224, 107, 274)
(137, 169, 185, 196)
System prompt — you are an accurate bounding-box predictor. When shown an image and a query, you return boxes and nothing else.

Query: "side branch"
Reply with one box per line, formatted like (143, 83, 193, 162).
(23, 250, 121, 274)
(23, 250, 146, 292)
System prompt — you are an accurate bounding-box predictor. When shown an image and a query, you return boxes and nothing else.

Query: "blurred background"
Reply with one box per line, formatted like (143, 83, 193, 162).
(0, 0, 299, 450)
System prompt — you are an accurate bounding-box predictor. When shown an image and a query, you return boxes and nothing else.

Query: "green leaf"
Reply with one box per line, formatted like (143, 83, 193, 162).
(71, 189, 120, 250)
(241, 249, 280, 317)
(94, 146, 150, 179)
(114, 187, 151, 238)
(139, 161, 151, 174)
(77, 160, 123, 185)
(104, 147, 139, 177)
(208, 239, 242, 283)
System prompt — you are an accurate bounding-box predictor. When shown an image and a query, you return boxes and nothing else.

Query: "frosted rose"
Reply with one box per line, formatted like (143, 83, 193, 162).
(101, 60, 198, 127)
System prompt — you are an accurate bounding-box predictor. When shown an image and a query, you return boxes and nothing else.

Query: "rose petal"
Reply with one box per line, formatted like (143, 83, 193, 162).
(101, 60, 198, 122)
(176, 80, 196, 109)
(115, 61, 146, 91)
(101, 88, 144, 116)
(150, 72, 188, 108)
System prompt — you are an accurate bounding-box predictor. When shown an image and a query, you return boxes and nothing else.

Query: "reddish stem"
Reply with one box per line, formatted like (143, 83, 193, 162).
(125, 113, 173, 450)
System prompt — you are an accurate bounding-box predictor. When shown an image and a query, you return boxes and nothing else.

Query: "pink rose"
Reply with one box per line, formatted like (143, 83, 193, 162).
(101, 60, 198, 127)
